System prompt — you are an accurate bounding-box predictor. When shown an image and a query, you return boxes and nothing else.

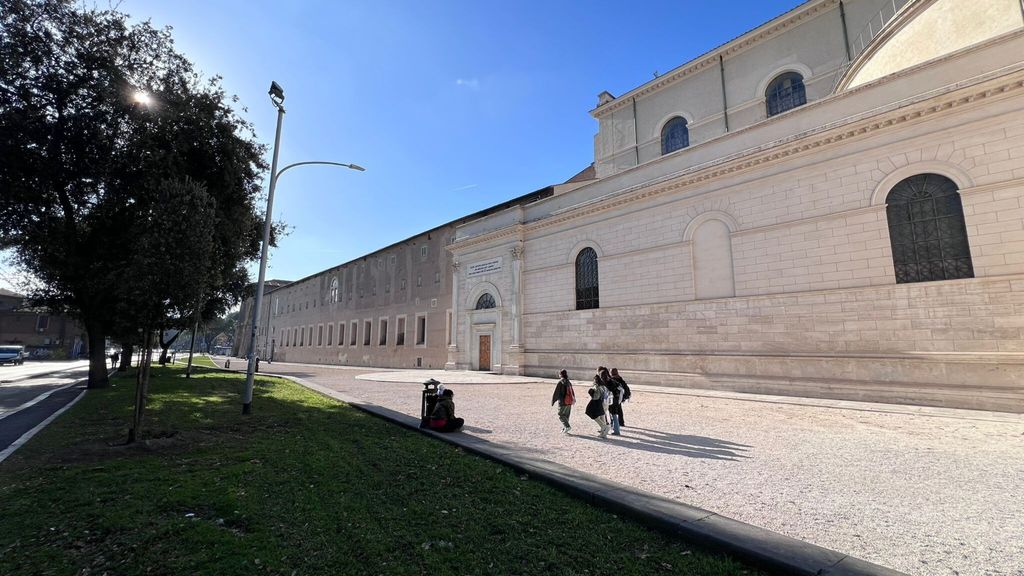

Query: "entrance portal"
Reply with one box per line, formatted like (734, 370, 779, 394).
(478, 335, 491, 371)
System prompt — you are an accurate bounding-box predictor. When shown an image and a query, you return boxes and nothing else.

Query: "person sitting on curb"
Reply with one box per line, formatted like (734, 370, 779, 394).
(428, 388, 464, 432)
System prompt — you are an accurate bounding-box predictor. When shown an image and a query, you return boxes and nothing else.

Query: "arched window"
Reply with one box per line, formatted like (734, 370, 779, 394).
(885, 174, 973, 284)
(661, 116, 689, 155)
(329, 277, 339, 303)
(475, 293, 496, 310)
(766, 72, 806, 117)
(575, 247, 599, 310)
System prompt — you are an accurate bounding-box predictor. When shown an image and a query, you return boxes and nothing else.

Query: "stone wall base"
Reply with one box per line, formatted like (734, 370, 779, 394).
(526, 351, 1024, 413)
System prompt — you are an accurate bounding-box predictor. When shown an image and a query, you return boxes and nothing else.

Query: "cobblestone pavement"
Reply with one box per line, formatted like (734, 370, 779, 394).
(242, 360, 1024, 576)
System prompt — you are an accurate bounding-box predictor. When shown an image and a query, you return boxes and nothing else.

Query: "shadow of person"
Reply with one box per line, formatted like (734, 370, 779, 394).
(573, 428, 751, 461)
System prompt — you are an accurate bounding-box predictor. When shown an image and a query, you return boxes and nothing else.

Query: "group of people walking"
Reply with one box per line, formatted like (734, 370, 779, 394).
(551, 367, 631, 438)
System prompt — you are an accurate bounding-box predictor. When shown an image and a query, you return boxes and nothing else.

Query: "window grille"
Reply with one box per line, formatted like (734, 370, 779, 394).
(575, 248, 600, 310)
(661, 117, 689, 155)
(885, 174, 973, 284)
(766, 72, 806, 117)
(475, 293, 496, 309)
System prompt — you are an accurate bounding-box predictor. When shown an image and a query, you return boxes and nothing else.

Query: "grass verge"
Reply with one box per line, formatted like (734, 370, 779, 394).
(0, 366, 762, 576)
(174, 353, 219, 368)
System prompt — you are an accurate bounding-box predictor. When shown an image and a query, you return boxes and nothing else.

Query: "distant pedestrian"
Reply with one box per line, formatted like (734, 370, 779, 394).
(585, 375, 611, 438)
(109, 351, 119, 369)
(551, 369, 575, 434)
(606, 368, 630, 428)
(428, 388, 464, 432)
(604, 368, 622, 435)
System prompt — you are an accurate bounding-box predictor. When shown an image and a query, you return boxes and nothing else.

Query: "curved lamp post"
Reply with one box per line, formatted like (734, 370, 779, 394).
(242, 82, 364, 415)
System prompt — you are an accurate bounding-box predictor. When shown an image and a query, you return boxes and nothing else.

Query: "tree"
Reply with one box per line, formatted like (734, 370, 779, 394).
(0, 0, 267, 388)
(123, 177, 218, 442)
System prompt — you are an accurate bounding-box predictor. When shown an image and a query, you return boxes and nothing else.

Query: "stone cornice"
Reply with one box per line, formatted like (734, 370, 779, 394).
(591, 0, 838, 119)
(450, 224, 525, 253)
(453, 70, 1024, 253)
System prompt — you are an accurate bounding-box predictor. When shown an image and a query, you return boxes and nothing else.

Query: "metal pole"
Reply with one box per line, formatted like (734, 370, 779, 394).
(243, 101, 285, 415)
(185, 307, 199, 378)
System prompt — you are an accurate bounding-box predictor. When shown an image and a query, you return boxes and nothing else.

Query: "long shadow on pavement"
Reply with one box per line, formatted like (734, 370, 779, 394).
(571, 426, 751, 461)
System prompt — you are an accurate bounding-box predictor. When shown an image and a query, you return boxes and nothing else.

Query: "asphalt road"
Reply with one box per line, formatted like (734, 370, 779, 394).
(0, 360, 90, 460)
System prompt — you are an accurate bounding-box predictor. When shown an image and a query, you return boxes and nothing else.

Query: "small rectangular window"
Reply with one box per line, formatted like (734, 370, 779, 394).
(364, 320, 372, 346)
(317, 324, 324, 347)
(401, 278, 407, 290)
(349, 321, 358, 346)
(420, 245, 428, 260)
(397, 316, 406, 346)
(434, 271, 440, 284)
(36, 315, 50, 331)
(379, 318, 388, 346)
(327, 323, 333, 346)
(300, 327, 305, 347)
(417, 275, 422, 287)
(416, 314, 426, 346)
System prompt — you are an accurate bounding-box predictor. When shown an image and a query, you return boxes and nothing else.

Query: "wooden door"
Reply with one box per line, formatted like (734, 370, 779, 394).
(478, 335, 491, 371)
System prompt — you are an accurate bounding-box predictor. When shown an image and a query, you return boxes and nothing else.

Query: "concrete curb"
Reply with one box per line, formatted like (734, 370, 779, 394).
(280, 374, 906, 576)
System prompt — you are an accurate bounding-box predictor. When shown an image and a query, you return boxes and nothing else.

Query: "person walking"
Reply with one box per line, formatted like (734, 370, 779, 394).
(609, 367, 631, 428)
(585, 375, 611, 438)
(551, 369, 576, 434)
(603, 368, 622, 435)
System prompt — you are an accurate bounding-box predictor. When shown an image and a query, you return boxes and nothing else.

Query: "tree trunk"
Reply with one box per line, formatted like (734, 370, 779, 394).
(118, 342, 133, 372)
(158, 329, 182, 365)
(128, 330, 154, 444)
(86, 320, 109, 389)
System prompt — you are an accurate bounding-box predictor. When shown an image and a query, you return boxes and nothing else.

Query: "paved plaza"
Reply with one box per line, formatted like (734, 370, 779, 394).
(234, 359, 1024, 576)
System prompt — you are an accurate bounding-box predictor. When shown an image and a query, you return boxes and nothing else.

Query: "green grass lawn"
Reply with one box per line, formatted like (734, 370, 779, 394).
(174, 353, 219, 368)
(0, 366, 762, 576)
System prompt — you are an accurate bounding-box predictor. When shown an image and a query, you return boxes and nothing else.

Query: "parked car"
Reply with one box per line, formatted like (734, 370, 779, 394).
(0, 345, 26, 366)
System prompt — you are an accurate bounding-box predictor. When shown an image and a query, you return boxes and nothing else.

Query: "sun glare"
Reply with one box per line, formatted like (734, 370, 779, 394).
(133, 91, 151, 105)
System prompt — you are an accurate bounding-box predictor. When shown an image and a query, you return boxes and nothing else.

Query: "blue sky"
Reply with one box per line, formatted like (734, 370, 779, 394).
(1, 0, 800, 291)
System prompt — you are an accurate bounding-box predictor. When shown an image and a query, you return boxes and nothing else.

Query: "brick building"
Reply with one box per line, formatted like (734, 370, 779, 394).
(0, 288, 88, 359)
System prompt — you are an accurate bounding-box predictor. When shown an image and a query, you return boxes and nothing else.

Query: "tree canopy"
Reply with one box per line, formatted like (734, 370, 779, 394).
(0, 0, 268, 387)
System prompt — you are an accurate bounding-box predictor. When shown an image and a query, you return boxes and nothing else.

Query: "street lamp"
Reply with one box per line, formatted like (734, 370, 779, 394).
(242, 81, 365, 415)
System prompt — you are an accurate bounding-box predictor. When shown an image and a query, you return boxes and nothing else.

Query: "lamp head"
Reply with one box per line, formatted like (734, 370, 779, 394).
(348, 164, 366, 171)
(268, 81, 285, 104)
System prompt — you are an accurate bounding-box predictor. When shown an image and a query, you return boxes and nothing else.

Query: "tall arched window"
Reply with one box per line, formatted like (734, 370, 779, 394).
(475, 293, 496, 310)
(575, 247, 599, 310)
(885, 173, 973, 284)
(661, 116, 689, 155)
(766, 72, 806, 117)
(329, 277, 339, 303)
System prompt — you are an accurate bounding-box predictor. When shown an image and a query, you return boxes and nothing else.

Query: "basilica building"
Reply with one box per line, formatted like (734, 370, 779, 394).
(446, 0, 1024, 412)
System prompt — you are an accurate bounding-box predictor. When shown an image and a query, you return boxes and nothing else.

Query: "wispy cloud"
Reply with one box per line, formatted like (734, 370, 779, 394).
(450, 183, 478, 192)
(455, 78, 480, 91)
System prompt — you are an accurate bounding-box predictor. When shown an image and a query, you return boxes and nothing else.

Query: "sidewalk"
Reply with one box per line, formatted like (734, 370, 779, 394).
(228, 360, 1024, 576)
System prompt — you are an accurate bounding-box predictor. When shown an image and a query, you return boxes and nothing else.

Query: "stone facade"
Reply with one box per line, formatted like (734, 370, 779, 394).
(232, 190, 552, 370)
(448, 0, 1024, 412)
